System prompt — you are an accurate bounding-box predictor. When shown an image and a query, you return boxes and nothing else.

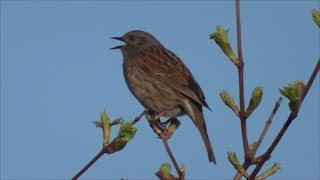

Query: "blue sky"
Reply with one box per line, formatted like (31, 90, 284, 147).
(1, 1, 319, 179)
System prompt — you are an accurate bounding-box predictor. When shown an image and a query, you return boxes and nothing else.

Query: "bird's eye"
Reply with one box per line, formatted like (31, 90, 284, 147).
(129, 35, 135, 40)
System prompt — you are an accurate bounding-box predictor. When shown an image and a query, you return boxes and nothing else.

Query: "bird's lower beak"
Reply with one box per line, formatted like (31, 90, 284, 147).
(110, 37, 124, 50)
(111, 37, 124, 41)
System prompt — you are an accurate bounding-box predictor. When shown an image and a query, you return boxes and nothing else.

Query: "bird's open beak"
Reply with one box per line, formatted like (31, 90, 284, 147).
(110, 37, 124, 50)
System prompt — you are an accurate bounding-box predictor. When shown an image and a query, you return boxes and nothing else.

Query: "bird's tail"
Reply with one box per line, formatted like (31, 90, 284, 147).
(184, 100, 217, 164)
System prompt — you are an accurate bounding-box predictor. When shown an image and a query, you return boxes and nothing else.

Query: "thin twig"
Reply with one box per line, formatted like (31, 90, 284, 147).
(133, 110, 147, 124)
(254, 97, 283, 155)
(233, 97, 282, 180)
(236, 0, 250, 161)
(301, 58, 320, 101)
(149, 117, 184, 180)
(250, 58, 320, 178)
(71, 149, 105, 180)
(160, 134, 184, 180)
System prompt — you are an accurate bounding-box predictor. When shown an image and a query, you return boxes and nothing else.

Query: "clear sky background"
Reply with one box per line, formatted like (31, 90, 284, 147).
(1, 1, 319, 179)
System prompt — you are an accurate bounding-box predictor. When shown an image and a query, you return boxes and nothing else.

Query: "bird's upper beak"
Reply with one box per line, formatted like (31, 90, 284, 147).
(110, 37, 125, 50)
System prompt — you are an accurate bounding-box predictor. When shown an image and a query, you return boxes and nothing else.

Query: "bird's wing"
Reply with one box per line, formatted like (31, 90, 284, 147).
(137, 47, 211, 110)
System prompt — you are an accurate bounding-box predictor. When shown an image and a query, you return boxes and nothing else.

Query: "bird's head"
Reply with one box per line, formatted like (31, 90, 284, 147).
(111, 30, 162, 55)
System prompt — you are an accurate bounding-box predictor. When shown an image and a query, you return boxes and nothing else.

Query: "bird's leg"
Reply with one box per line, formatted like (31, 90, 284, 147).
(149, 112, 180, 139)
(154, 111, 165, 120)
(149, 111, 167, 137)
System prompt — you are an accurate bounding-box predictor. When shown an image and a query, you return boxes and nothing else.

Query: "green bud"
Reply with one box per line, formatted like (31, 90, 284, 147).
(155, 163, 176, 180)
(100, 109, 111, 125)
(117, 121, 137, 143)
(312, 9, 320, 28)
(279, 81, 301, 100)
(288, 98, 301, 114)
(249, 141, 258, 152)
(227, 152, 249, 178)
(94, 110, 112, 146)
(245, 86, 263, 117)
(160, 163, 172, 174)
(220, 91, 240, 117)
(295, 81, 306, 99)
(210, 26, 239, 65)
(105, 121, 137, 154)
(279, 81, 305, 114)
(256, 162, 281, 180)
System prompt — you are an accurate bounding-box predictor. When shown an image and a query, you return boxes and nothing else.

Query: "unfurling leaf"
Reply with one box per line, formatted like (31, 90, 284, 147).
(279, 80, 305, 114)
(210, 26, 239, 65)
(105, 121, 137, 154)
(94, 110, 112, 146)
(227, 151, 249, 177)
(256, 162, 281, 179)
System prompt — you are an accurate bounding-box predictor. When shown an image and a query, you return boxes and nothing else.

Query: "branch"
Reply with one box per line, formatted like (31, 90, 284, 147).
(160, 134, 184, 179)
(254, 97, 283, 155)
(133, 110, 147, 124)
(250, 58, 320, 178)
(71, 149, 105, 180)
(233, 97, 282, 180)
(147, 114, 184, 180)
(301, 58, 320, 101)
(236, 0, 250, 161)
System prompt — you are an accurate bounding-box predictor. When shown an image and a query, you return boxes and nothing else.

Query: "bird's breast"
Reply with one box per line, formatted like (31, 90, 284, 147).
(123, 63, 185, 118)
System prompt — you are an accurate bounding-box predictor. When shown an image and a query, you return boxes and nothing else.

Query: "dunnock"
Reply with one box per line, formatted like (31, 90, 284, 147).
(111, 30, 216, 164)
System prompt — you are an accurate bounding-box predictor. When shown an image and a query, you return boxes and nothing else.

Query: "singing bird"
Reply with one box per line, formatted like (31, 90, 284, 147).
(111, 30, 216, 164)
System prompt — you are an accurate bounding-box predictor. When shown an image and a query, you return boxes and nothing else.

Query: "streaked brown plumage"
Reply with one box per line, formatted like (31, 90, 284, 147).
(111, 30, 216, 164)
